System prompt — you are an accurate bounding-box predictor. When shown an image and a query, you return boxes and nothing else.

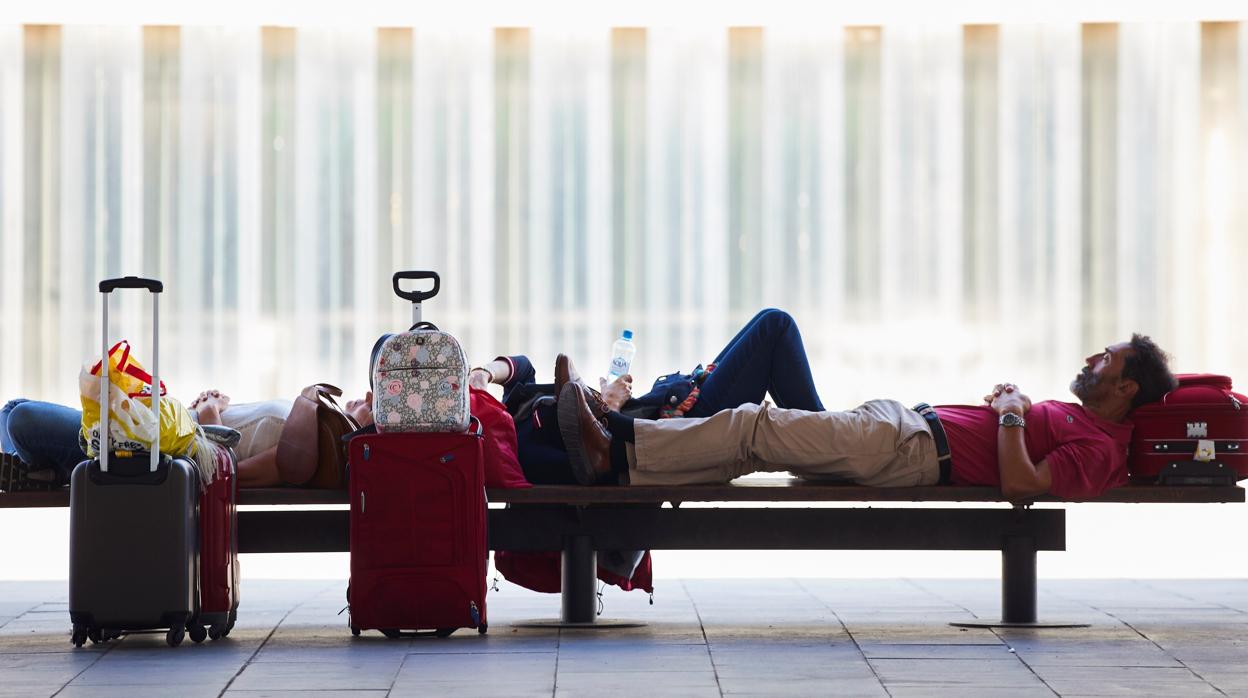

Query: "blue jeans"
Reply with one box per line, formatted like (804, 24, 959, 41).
(0, 399, 86, 481)
(686, 309, 825, 418)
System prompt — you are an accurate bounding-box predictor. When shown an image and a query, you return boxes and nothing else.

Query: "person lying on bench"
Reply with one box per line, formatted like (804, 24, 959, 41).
(467, 309, 824, 485)
(559, 334, 1178, 501)
(0, 389, 373, 490)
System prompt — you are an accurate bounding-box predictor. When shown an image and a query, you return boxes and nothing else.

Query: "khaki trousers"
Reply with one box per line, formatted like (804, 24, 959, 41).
(627, 400, 941, 487)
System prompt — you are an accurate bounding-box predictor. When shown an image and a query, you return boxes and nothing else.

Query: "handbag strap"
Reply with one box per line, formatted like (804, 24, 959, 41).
(306, 384, 361, 431)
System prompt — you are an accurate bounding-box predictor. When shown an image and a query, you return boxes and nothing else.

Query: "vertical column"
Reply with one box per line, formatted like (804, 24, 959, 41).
(376, 28, 413, 324)
(843, 27, 881, 323)
(1116, 25, 1200, 357)
(1198, 23, 1242, 372)
(259, 27, 295, 392)
(610, 28, 646, 332)
(998, 25, 1082, 387)
(878, 27, 962, 332)
(22, 26, 60, 398)
(962, 26, 998, 323)
(583, 29, 613, 376)
(642, 29, 728, 373)
(0, 27, 25, 398)
(727, 27, 763, 320)
(1050, 26, 1085, 390)
(527, 29, 555, 363)
(143, 26, 181, 360)
(351, 31, 377, 383)
(231, 28, 264, 397)
(493, 28, 530, 352)
(1080, 24, 1118, 347)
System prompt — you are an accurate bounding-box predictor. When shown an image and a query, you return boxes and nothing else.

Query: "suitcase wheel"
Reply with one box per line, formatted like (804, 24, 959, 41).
(70, 625, 88, 648)
(380, 628, 402, 639)
(477, 624, 487, 636)
(208, 624, 224, 641)
(351, 626, 361, 637)
(189, 624, 207, 644)
(166, 626, 185, 647)
(435, 628, 456, 639)
(87, 628, 103, 644)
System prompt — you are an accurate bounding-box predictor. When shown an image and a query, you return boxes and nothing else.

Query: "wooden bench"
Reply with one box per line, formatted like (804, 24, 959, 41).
(2, 480, 1242, 628)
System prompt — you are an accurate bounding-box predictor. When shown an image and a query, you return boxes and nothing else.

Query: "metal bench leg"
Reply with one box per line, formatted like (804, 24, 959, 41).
(1002, 535, 1037, 623)
(512, 534, 645, 630)
(951, 535, 1087, 629)
(561, 535, 597, 624)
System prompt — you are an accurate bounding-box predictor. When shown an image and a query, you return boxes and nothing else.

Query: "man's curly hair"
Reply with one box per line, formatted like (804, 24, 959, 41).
(1123, 333, 1178, 410)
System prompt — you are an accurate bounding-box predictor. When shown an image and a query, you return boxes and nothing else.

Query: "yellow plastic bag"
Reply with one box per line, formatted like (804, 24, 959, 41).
(78, 341, 198, 459)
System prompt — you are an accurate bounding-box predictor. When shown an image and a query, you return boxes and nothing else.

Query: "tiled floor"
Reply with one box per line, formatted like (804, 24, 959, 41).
(1, 578, 1246, 697)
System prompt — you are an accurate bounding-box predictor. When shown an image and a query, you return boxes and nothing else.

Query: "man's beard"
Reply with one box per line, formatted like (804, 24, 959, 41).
(1070, 368, 1100, 401)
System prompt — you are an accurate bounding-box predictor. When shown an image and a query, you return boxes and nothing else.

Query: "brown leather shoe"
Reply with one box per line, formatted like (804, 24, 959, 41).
(554, 354, 610, 418)
(554, 353, 581, 394)
(556, 382, 615, 485)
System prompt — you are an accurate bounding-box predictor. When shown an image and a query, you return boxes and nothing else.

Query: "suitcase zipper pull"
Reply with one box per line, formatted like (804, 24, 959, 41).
(469, 601, 480, 626)
(360, 492, 366, 513)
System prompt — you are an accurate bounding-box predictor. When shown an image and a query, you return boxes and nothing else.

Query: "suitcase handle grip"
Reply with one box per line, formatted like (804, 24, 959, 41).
(392, 271, 440, 304)
(100, 276, 163, 294)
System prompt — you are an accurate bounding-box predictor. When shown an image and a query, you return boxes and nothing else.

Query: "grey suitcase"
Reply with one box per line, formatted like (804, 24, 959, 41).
(69, 276, 199, 648)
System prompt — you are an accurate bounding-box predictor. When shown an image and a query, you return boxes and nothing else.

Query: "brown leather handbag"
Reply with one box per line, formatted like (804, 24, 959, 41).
(276, 384, 360, 489)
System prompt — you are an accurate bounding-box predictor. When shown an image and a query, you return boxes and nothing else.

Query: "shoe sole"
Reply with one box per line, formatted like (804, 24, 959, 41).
(556, 383, 599, 486)
(0, 453, 61, 492)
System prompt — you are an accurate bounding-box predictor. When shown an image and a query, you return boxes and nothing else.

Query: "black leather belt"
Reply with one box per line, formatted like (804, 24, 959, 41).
(913, 403, 953, 485)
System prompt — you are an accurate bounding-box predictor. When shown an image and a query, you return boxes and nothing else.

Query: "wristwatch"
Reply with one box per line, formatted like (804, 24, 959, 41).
(998, 412, 1026, 429)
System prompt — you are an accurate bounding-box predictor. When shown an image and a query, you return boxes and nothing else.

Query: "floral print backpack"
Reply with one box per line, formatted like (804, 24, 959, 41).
(370, 272, 470, 433)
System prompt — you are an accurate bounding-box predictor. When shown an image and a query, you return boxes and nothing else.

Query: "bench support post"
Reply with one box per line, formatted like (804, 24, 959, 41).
(1001, 535, 1037, 623)
(512, 532, 646, 630)
(561, 535, 597, 624)
(951, 534, 1088, 629)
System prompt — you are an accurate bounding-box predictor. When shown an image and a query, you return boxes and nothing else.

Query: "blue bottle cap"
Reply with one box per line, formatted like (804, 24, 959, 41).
(622, 329, 633, 340)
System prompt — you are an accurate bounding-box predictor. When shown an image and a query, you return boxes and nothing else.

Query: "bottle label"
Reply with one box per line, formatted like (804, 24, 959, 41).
(609, 356, 630, 375)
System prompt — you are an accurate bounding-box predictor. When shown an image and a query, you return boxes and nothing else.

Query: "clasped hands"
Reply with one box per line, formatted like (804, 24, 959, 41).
(190, 389, 230, 411)
(984, 382, 1031, 416)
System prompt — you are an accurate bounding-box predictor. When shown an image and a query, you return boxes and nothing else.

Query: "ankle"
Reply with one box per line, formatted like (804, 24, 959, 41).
(605, 411, 635, 443)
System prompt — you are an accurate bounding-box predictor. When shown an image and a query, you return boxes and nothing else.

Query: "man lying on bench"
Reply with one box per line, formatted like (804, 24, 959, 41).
(560, 334, 1178, 502)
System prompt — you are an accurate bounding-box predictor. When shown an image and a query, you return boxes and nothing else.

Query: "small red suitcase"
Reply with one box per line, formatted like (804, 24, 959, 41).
(193, 440, 239, 641)
(347, 426, 488, 638)
(1129, 374, 1248, 484)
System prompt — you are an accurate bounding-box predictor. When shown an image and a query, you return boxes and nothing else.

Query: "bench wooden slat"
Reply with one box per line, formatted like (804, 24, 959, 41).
(1, 479, 1242, 508)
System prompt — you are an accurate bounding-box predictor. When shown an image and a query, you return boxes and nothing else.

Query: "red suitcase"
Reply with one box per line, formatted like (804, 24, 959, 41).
(347, 426, 488, 638)
(1129, 374, 1248, 485)
(193, 439, 239, 641)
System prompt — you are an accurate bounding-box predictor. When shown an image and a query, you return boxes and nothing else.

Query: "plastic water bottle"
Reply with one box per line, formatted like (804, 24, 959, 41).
(606, 330, 636, 384)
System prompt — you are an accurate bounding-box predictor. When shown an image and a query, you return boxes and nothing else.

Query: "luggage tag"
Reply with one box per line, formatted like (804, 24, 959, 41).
(1194, 439, 1217, 462)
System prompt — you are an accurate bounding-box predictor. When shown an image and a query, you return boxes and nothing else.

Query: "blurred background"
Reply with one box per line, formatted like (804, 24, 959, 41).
(1, 1, 1246, 581)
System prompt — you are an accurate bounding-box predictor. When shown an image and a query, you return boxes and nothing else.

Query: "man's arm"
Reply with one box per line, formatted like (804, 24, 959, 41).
(989, 384, 1051, 501)
(996, 423, 1052, 500)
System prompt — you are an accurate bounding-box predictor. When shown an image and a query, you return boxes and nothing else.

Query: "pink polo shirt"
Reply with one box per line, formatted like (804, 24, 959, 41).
(934, 401, 1133, 500)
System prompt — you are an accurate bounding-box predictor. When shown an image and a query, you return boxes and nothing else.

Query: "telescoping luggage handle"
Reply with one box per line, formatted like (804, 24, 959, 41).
(98, 276, 163, 473)
(392, 271, 440, 326)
